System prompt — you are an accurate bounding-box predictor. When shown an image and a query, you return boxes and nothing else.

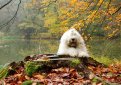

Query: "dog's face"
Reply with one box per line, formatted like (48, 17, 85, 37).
(61, 28, 82, 48)
(68, 37, 78, 48)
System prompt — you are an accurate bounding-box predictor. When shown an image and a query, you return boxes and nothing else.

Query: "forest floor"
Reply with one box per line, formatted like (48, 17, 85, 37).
(0, 54, 121, 85)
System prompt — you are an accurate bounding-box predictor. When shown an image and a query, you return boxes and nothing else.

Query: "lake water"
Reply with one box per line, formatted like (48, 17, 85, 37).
(0, 38, 121, 65)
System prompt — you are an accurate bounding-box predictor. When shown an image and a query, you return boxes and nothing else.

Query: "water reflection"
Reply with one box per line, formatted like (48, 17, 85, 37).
(0, 39, 120, 65)
(0, 39, 59, 65)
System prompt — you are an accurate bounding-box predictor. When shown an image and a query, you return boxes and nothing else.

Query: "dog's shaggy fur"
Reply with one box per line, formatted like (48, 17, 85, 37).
(57, 28, 89, 57)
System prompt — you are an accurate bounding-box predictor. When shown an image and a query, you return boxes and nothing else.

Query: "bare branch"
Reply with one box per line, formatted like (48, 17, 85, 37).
(83, 0, 104, 28)
(90, 0, 99, 10)
(90, 0, 104, 20)
(0, 0, 21, 30)
(112, 6, 121, 15)
(82, 0, 93, 12)
(0, 0, 13, 10)
(100, 0, 111, 27)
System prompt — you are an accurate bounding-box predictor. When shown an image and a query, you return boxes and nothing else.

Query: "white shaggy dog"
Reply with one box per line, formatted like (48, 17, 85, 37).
(57, 28, 89, 57)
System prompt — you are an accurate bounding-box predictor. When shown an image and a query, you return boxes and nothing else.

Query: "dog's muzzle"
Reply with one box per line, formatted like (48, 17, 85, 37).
(68, 38, 78, 48)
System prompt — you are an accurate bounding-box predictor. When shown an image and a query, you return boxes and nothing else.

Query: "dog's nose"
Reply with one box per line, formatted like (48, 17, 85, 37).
(71, 38, 75, 41)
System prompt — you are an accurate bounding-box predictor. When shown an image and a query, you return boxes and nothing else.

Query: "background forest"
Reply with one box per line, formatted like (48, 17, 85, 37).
(0, 0, 121, 65)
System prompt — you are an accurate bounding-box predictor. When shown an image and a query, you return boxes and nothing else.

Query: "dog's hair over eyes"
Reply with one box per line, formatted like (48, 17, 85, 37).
(57, 28, 89, 57)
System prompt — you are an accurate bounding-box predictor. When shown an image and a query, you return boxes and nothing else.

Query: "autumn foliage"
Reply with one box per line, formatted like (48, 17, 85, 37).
(18, 0, 121, 40)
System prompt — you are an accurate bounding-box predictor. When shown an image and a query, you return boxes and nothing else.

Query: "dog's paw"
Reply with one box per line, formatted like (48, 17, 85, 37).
(69, 51, 77, 57)
(78, 52, 89, 57)
(57, 50, 68, 56)
(69, 53, 76, 57)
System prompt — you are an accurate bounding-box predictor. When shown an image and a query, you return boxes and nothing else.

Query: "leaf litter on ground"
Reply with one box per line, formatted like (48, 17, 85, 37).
(0, 54, 121, 85)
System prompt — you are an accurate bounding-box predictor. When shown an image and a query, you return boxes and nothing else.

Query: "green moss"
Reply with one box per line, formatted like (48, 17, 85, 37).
(92, 77, 99, 82)
(0, 64, 9, 79)
(22, 80, 33, 85)
(0, 65, 3, 70)
(25, 61, 41, 76)
(91, 55, 116, 65)
(70, 58, 81, 67)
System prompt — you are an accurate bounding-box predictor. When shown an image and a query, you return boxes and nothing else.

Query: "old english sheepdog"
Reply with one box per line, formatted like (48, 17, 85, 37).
(57, 28, 89, 57)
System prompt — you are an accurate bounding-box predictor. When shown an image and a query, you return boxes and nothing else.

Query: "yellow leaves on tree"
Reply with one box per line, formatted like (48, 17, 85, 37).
(108, 29, 119, 39)
(73, 20, 85, 30)
(70, 0, 77, 6)
(87, 10, 97, 24)
(44, 18, 56, 27)
(97, 0, 104, 6)
(86, 0, 104, 24)
(78, 2, 89, 11)
(60, 20, 68, 27)
(115, 14, 121, 23)
(109, 7, 117, 15)
(60, 27, 69, 33)
(104, 26, 111, 31)
(22, 0, 120, 39)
